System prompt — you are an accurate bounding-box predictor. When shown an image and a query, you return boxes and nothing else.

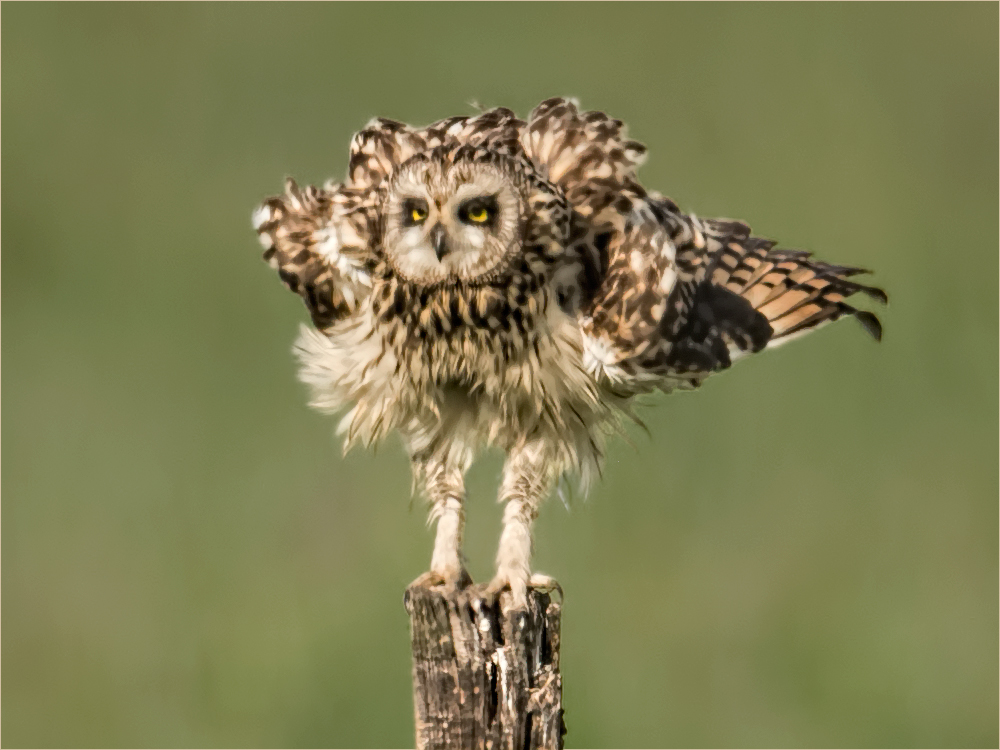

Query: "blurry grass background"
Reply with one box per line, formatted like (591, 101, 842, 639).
(3, 3, 997, 747)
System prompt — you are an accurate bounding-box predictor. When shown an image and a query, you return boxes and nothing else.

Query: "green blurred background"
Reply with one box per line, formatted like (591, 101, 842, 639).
(3, 3, 997, 747)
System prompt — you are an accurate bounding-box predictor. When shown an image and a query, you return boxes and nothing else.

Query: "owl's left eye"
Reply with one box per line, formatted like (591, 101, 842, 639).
(458, 197, 498, 226)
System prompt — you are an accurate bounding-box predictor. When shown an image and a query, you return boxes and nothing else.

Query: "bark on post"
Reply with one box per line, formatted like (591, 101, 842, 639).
(404, 578, 565, 749)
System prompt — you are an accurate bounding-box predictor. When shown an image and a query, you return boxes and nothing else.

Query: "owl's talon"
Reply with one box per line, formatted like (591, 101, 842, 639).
(486, 572, 529, 612)
(529, 573, 563, 602)
(410, 570, 447, 589)
(483, 576, 508, 602)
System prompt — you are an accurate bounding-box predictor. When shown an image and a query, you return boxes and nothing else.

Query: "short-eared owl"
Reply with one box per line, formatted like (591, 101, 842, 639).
(253, 98, 884, 609)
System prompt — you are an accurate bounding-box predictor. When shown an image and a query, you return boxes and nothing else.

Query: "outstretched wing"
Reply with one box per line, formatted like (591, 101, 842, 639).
(581, 197, 885, 392)
(518, 98, 886, 390)
(253, 178, 377, 330)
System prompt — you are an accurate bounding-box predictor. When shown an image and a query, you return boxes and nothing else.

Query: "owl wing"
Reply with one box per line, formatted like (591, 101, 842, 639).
(581, 196, 886, 391)
(253, 178, 378, 330)
(516, 98, 883, 390)
(519, 98, 657, 309)
(521, 97, 648, 222)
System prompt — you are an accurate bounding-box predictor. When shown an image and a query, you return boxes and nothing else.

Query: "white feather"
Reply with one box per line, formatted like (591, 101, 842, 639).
(251, 205, 271, 231)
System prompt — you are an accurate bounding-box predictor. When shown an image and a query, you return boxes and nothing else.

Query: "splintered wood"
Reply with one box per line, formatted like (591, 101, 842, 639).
(404, 579, 565, 750)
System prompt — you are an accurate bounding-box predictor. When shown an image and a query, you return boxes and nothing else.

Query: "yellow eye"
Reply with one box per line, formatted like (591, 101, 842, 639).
(411, 206, 427, 222)
(459, 197, 497, 226)
(467, 205, 489, 223)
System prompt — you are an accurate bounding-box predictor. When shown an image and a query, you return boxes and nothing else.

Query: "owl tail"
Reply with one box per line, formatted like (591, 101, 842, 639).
(707, 234, 887, 349)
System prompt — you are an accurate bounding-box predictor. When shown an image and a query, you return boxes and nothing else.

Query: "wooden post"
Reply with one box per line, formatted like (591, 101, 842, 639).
(404, 577, 565, 749)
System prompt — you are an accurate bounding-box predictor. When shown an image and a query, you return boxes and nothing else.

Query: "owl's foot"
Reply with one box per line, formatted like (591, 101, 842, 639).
(413, 562, 472, 592)
(484, 571, 563, 613)
(485, 569, 528, 612)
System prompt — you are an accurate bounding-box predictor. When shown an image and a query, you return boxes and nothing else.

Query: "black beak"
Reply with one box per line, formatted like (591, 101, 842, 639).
(430, 224, 448, 261)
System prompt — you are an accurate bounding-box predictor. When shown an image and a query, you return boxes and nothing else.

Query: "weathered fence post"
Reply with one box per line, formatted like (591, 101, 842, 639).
(404, 577, 565, 749)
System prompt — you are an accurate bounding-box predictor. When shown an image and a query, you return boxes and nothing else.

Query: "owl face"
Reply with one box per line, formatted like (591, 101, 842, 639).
(382, 157, 524, 285)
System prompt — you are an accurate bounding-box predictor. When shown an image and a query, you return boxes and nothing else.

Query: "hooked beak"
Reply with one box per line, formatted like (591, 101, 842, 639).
(429, 224, 448, 261)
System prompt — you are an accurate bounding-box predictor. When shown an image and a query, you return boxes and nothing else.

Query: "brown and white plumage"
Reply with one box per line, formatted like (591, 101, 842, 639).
(253, 98, 884, 608)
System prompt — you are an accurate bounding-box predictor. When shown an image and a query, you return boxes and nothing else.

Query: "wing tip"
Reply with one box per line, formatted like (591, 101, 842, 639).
(854, 310, 883, 342)
(853, 278, 886, 340)
(860, 283, 889, 306)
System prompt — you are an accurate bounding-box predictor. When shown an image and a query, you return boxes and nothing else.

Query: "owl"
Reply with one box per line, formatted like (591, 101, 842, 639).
(253, 98, 884, 609)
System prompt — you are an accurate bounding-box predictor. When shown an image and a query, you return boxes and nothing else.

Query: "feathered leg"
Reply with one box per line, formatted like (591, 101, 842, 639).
(413, 456, 472, 588)
(489, 442, 560, 610)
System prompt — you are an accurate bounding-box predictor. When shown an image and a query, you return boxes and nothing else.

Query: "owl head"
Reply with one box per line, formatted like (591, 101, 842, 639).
(381, 153, 525, 286)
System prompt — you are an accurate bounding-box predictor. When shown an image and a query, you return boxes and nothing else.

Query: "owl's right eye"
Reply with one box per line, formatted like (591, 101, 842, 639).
(403, 200, 429, 226)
